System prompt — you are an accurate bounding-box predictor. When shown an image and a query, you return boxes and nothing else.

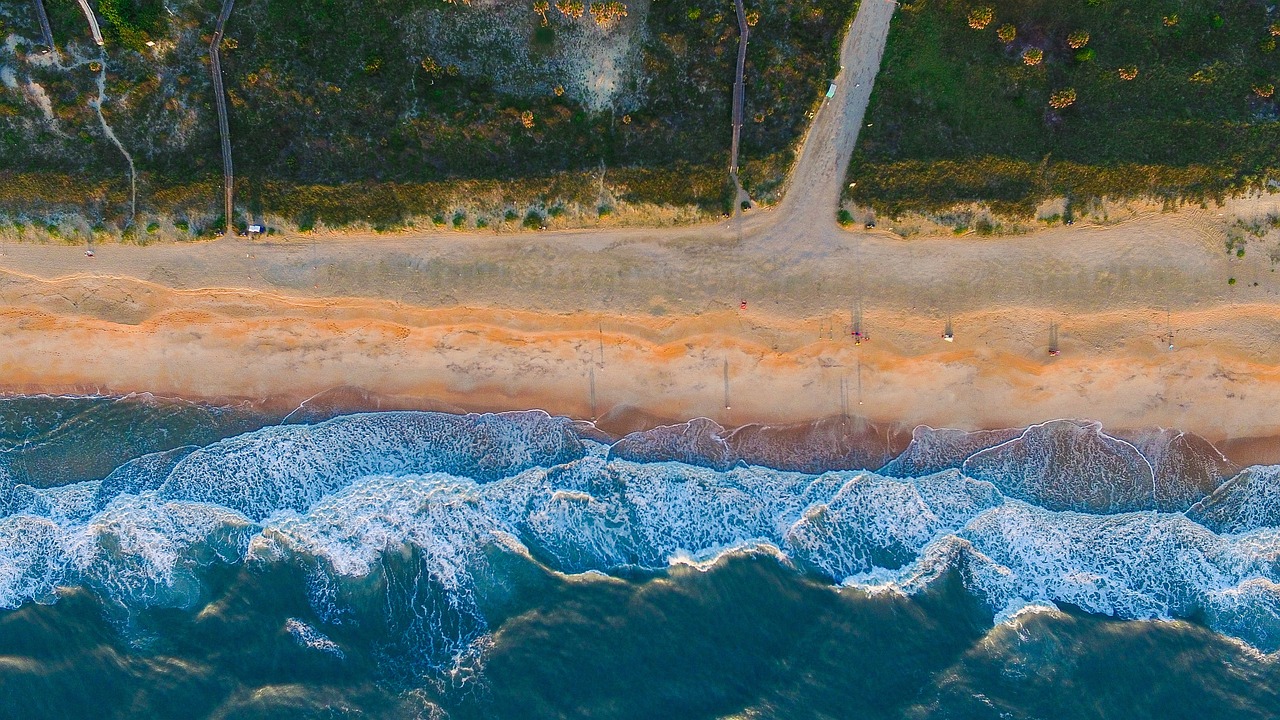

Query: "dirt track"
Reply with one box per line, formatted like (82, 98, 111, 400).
(763, 0, 895, 239)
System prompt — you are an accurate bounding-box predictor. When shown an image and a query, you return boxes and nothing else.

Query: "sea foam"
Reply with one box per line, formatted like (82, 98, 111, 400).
(0, 409, 1277, 672)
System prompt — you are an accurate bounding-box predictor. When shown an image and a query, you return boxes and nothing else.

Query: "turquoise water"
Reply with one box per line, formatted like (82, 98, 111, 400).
(0, 396, 1277, 719)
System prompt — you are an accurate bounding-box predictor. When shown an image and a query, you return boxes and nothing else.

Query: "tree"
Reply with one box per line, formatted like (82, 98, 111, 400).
(555, 0, 584, 19)
(996, 24, 1016, 43)
(1049, 88, 1077, 109)
(1067, 30, 1089, 49)
(1022, 47, 1043, 66)
(533, 0, 550, 25)
(589, 1, 628, 26)
(967, 6, 993, 30)
(1118, 66, 1138, 81)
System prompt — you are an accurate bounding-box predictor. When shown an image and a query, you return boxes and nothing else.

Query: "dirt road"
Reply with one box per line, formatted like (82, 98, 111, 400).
(765, 0, 895, 236)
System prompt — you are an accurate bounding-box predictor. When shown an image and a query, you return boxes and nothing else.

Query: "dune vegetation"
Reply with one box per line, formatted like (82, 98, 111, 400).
(848, 0, 1280, 218)
(0, 0, 855, 235)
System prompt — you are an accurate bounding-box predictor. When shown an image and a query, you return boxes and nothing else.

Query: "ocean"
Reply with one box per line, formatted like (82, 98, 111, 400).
(0, 394, 1277, 719)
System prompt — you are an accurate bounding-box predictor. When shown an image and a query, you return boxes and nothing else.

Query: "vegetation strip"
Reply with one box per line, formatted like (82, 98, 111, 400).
(848, 0, 1280, 218)
(0, 0, 855, 232)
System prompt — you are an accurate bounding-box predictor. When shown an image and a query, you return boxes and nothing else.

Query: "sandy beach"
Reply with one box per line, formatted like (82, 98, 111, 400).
(0, 190, 1279, 465)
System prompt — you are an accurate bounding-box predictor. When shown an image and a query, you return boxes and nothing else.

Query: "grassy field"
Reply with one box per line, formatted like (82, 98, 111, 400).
(0, 0, 855, 233)
(847, 0, 1280, 218)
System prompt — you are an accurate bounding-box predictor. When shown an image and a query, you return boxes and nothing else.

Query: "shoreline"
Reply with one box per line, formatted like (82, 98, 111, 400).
(4, 384, 1278, 470)
(0, 298, 1277, 466)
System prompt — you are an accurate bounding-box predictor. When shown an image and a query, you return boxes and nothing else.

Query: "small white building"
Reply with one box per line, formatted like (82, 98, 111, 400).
(248, 224, 263, 234)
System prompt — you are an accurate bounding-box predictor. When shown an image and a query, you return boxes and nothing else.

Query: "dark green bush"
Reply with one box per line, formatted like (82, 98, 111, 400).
(99, 0, 164, 51)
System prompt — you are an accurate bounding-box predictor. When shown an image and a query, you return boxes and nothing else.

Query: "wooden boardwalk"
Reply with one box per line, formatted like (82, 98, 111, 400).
(209, 0, 236, 231)
(728, 0, 749, 177)
(74, 0, 103, 45)
(30, 0, 54, 52)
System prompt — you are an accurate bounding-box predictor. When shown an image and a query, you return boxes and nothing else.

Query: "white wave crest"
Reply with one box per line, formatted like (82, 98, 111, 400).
(962, 420, 1157, 513)
(0, 409, 1279, 668)
(158, 411, 584, 519)
(1188, 466, 1280, 534)
(786, 470, 1002, 579)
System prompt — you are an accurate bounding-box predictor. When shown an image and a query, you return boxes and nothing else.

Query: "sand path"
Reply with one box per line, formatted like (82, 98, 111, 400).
(761, 0, 895, 242)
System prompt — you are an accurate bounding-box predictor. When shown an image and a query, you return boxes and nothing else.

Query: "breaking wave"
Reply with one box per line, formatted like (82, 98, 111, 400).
(0, 408, 1277, 675)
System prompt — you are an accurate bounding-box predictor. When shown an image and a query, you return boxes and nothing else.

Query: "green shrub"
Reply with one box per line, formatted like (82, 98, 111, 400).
(98, 0, 164, 52)
(847, 156, 1244, 218)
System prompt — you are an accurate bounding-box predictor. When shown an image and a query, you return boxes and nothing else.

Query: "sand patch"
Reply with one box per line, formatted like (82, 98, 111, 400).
(24, 80, 55, 123)
(401, 0, 647, 112)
